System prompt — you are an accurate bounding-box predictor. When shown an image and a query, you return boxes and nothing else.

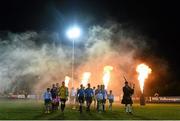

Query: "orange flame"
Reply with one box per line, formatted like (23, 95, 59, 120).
(103, 66, 113, 89)
(65, 76, 70, 87)
(81, 72, 91, 87)
(136, 64, 152, 93)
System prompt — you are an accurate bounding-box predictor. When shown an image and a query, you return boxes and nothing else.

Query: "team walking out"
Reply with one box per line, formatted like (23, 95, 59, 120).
(43, 82, 68, 113)
(43, 81, 134, 114)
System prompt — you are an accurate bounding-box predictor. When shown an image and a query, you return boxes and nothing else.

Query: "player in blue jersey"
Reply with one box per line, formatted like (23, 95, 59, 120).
(101, 85, 107, 112)
(107, 90, 114, 111)
(43, 88, 52, 114)
(85, 83, 94, 112)
(77, 84, 85, 113)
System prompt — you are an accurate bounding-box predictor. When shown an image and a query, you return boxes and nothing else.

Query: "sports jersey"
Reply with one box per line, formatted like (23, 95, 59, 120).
(96, 91, 103, 100)
(71, 88, 77, 97)
(85, 88, 93, 97)
(101, 89, 107, 99)
(58, 86, 68, 99)
(77, 89, 85, 97)
(95, 89, 100, 95)
(43, 91, 52, 100)
(50, 87, 57, 98)
(108, 94, 114, 100)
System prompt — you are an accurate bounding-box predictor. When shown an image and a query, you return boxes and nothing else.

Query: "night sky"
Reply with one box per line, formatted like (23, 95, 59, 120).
(0, 0, 180, 95)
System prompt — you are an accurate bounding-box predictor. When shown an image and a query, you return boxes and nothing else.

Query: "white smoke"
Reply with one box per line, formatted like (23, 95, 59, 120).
(0, 22, 166, 96)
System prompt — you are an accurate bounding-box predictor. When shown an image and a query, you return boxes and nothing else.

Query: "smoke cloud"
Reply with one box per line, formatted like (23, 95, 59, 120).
(0, 22, 167, 96)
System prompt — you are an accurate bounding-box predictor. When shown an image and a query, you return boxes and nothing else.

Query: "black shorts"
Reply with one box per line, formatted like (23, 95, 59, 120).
(44, 99, 51, 105)
(102, 99, 106, 104)
(60, 98, 67, 103)
(109, 99, 114, 103)
(85, 97, 92, 103)
(78, 96, 85, 103)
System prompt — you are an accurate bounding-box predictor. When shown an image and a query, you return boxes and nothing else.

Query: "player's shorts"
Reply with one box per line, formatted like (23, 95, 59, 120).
(60, 98, 67, 104)
(78, 96, 85, 103)
(85, 96, 92, 103)
(44, 99, 51, 105)
(102, 99, 106, 104)
(55, 97, 60, 105)
(109, 99, 114, 103)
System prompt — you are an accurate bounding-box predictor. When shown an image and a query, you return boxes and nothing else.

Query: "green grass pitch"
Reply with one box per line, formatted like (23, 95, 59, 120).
(0, 99, 180, 120)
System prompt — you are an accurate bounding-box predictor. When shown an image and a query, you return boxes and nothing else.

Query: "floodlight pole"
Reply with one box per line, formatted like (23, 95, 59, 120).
(72, 39, 75, 87)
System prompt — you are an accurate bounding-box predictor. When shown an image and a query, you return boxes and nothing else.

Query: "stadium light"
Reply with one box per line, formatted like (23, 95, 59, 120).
(66, 26, 81, 39)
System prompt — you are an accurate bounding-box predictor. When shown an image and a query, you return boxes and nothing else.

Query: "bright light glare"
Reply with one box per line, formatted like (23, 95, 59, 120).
(66, 26, 81, 39)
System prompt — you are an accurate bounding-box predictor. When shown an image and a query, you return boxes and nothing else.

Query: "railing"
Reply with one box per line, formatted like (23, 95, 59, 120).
(2, 95, 180, 103)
